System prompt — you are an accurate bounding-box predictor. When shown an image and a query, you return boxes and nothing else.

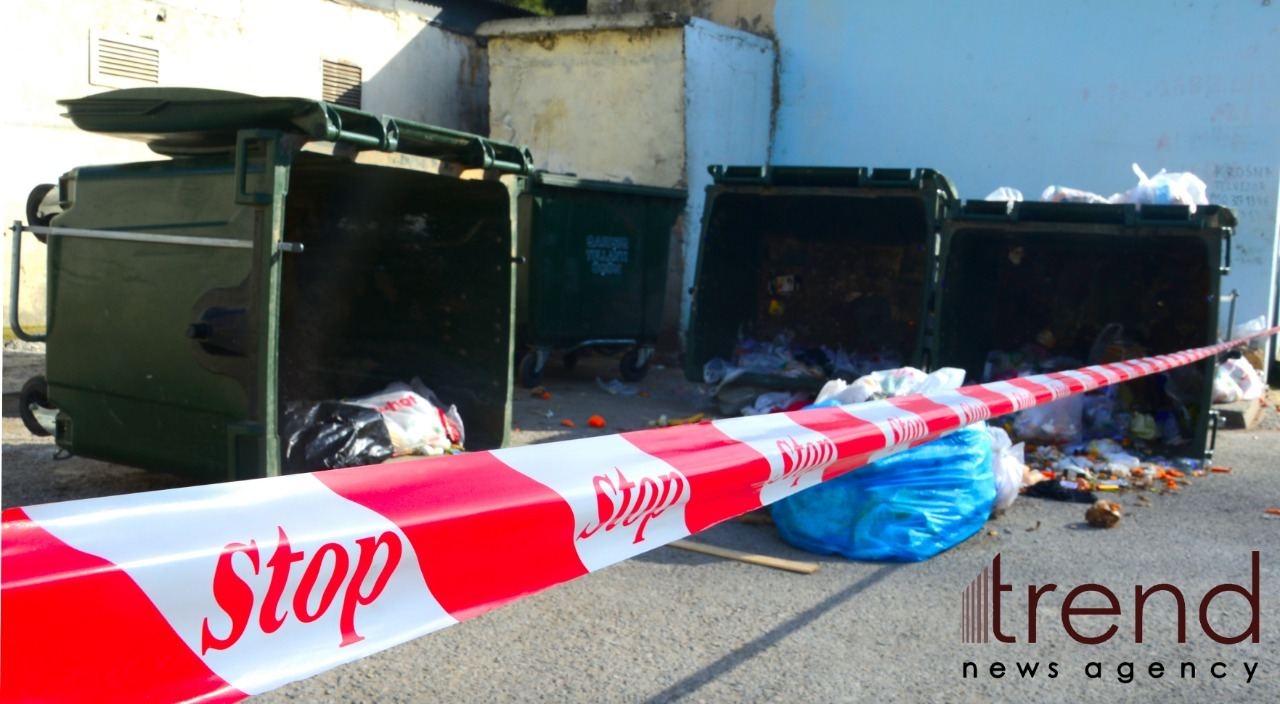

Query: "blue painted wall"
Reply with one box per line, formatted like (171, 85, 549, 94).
(773, 0, 1280, 362)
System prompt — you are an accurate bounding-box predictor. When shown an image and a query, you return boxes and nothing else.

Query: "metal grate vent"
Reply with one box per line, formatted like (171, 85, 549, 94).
(322, 60, 362, 108)
(90, 32, 160, 87)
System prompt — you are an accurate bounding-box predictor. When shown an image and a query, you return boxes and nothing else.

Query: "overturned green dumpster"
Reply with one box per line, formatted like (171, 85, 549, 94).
(11, 88, 533, 482)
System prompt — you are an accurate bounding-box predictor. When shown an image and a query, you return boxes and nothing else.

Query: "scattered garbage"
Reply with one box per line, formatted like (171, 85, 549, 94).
(741, 391, 811, 416)
(1085, 500, 1123, 529)
(1265, 508, 1280, 518)
(1023, 480, 1096, 504)
(771, 423, 996, 562)
(1215, 357, 1265, 403)
(282, 401, 395, 474)
(530, 386, 552, 400)
(984, 187, 1024, 202)
(587, 414, 607, 428)
(560, 419, 575, 428)
(1040, 163, 1209, 212)
(596, 377, 639, 396)
(702, 332, 906, 390)
(282, 378, 463, 473)
(988, 426, 1026, 515)
(649, 412, 706, 428)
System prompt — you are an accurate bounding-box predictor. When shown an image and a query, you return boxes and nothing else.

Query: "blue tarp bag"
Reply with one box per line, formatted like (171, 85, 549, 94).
(771, 423, 995, 562)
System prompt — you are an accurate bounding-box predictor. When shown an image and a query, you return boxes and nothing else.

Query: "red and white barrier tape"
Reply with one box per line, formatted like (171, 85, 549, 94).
(2, 328, 1276, 702)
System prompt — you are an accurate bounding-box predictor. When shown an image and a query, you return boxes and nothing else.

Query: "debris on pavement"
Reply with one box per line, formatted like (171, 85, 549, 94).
(587, 414, 607, 428)
(596, 377, 639, 396)
(669, 539, 819, 575)
(649, 412, 706, 428)
(1085, 500, 1123, 529)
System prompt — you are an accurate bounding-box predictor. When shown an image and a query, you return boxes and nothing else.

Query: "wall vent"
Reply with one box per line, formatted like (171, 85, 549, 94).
(90, 32, 160, 87)
(322, 60, 363, 108)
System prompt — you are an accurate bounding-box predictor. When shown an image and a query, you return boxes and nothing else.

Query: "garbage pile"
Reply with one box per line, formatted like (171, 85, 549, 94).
(702, 331, 904, 387)
(282, 378, 464, 473)
(701, 331, 909, 416)
(987, 162, 1209, 212)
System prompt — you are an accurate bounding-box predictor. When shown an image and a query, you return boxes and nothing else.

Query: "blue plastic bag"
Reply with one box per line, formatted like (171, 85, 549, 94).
(771, 423, 995, 562)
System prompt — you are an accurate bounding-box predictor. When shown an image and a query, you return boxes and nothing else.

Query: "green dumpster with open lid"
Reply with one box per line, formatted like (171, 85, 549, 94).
(11, 87, 533, 482)
(683, 165, 958, 389)
(932, 200, 1236, 462)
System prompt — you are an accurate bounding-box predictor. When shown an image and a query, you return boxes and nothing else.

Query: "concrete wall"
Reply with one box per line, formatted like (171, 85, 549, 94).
(483, 14, 774, 347)
(772, 0, 1280, 367)
(3, 0, 487, 338)
(587, 0, 775, 36)
(486, 21, 688, 186)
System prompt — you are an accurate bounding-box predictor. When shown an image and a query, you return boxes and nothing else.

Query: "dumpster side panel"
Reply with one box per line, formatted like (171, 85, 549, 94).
(46, 160, 262, 480)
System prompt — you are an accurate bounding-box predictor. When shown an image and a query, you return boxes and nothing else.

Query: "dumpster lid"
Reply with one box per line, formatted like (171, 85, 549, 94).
(59, 87, 533, 172)
(707, 164, 958, 199)
(531, 171, 686, 199)
(949, 199, 1237, 229)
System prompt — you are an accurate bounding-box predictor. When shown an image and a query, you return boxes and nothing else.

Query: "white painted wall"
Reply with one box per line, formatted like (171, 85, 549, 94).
(773, 0, 1280, 368)
(2, 0, 486, 336)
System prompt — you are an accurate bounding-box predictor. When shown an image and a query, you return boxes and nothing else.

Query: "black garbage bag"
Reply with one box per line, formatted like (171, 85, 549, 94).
(282, 400, 395, 474)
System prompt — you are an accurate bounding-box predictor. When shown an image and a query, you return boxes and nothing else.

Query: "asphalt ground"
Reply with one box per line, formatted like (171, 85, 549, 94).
(3, 345, 1278, 703)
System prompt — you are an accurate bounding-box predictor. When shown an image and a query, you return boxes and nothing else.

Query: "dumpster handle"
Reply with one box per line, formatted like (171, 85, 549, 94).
(1221, 227, 1232, 275)
(8, 221, 46, 342)
(24, 225, 252, 249)
(24, 224, 303, 254)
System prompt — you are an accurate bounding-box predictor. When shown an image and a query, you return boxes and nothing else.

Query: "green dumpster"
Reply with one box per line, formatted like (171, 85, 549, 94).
(9, 88, 532, 482)
(684, 165, 957, 389)
(515, 173, 685, 387)
(683, 164, 1234, 464)
(933, 200, 1236, 462)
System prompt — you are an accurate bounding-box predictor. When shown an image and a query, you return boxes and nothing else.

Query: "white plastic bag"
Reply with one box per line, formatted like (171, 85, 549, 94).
(1110, 163, 1208, 213)
(814, 376, 880, 406)
(1041, 185, 1111, 204)
(984, 187, 1023, 203)
(1213, 364, 1244, 403)
(986, 426, 1026, 515)
(346, 379, 464, 456)
(1013, 395, 1084, 444)
(1232, 315, 1267, 348)
(1220, 357, 1265, 401)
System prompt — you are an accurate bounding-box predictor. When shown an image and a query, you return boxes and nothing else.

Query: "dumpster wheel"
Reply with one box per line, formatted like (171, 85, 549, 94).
(619, 348, 649, 382)
(26, 184, 57, 243)
(19, 375, 56, 437)
(518, 351, 544, 389)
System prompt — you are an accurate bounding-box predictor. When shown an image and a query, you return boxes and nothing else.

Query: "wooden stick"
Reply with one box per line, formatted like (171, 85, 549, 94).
(669, 539, 819, 574)
(737, 512, 774, 526)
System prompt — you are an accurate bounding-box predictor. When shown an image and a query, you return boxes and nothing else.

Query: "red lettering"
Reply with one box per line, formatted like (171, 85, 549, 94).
(1026, 582, 1058, 643)
(295, 543, 350, 623)
(1061, 584, 1120, 644)
(1199, 550, 1261, 644)
(576, 468, 687, 544)
(1134, 583, 1186, 643)
(340, 532, 403, 647)
(201, 540, 260, 654)
(261, 527, 304, 634)
(202, 527, 405, 651)
(991, 554, 1016, 643)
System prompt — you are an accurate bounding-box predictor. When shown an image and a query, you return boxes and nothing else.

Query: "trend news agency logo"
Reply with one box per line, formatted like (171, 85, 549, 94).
(960, 552, 1263, 684)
